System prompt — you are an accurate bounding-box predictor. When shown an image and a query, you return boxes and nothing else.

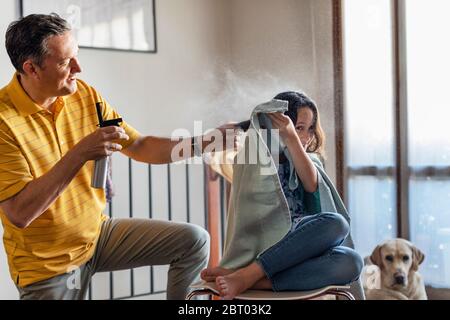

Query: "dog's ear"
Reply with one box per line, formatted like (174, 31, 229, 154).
(370, 245, 383, 269)
(411, 245, 425, 272)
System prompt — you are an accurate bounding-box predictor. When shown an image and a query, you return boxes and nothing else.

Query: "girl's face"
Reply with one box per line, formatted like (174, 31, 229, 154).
(295, 107, 314, 148)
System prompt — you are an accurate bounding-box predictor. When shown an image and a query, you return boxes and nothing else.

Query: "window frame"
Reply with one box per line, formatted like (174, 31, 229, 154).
(334, 0, 409, 239)
(334, 0, 450, 294)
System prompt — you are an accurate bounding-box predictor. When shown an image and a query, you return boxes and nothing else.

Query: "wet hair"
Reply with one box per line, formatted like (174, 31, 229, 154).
(274, 91, 325, 157)
(5, 13, 71, 73)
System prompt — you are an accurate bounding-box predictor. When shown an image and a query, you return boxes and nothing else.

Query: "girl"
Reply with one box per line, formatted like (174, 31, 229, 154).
(201, 91, 363, 300)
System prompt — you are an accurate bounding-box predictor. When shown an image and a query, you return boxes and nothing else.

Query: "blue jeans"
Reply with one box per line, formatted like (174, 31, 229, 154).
(256, 212, 363, 291)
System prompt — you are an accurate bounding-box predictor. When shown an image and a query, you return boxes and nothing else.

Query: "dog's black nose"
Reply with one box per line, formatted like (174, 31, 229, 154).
(395, 275, 405, 285)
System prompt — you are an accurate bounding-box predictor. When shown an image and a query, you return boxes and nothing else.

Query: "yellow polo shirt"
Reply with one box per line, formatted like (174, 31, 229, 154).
(0, 74, 140, 287)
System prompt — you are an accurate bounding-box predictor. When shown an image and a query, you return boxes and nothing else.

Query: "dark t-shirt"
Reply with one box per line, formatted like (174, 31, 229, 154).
(277, 159, 321, 231)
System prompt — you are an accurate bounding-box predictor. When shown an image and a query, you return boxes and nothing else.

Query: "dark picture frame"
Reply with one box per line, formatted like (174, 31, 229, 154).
(20, 0, 157, 53)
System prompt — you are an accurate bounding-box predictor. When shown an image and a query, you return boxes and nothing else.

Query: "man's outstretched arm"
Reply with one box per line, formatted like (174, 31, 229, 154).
(122, 123, 238, 164)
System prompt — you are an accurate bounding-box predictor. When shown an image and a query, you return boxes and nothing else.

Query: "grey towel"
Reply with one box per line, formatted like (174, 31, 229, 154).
(217, 99, 365, 299)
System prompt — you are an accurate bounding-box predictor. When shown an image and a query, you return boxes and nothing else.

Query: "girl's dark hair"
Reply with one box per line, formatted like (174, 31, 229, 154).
(274, 91, 325, 157)
(5, 13, 71, 73)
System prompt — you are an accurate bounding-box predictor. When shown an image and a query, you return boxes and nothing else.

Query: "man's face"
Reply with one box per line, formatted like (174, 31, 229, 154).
(35, 31, 82, 97)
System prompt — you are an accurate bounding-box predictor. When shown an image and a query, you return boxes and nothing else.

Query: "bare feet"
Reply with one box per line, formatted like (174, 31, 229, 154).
(215, 262, 267, 300)
(200, 267, 234, 282)
(252, 278, 272, 290)
(216, 273, 249, 300)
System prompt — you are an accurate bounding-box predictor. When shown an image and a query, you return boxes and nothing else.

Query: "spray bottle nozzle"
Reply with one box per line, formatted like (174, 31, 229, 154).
(96, 102, 122, 127)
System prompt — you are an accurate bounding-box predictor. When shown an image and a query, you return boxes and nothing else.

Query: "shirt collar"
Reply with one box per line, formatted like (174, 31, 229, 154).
(6, 73, 66, 117)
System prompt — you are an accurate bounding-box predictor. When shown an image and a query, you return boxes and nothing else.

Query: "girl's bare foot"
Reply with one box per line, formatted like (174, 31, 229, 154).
(252, 278, 272, 290)
(215, 262, 266, 300)
(216, 274, 249, 300)
(200, 267, 234, 282)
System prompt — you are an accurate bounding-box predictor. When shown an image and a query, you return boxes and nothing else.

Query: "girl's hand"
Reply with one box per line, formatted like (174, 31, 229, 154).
(268, 113, 297, 142)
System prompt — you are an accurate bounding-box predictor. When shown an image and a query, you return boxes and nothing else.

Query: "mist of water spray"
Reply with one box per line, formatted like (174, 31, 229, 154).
(185, 68, 302, 129)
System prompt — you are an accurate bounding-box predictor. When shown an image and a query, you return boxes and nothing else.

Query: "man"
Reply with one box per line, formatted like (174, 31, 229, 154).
(0, 13, 234, 300)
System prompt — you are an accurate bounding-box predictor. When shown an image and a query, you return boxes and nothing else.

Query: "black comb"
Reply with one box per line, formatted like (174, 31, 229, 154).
(236, 120, 251, 132)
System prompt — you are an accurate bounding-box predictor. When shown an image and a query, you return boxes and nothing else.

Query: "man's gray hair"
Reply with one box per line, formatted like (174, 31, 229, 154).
(5, 13, 71, 73)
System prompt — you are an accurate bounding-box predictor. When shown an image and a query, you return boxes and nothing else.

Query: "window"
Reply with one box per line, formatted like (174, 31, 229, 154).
(406, 0, 450, 288)
(342, 0, 397, 259)
(341, 0, 450, 288)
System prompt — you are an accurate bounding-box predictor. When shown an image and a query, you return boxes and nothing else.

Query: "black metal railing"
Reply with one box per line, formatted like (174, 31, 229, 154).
(87, 158, 209, 300)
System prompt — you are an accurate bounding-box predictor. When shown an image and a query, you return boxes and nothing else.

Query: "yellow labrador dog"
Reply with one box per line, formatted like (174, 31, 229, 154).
(363, 239, 427, 300)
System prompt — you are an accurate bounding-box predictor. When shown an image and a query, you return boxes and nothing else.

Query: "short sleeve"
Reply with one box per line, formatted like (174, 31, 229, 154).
(99, 99, 141, 150)
(82, 82, 141, 149)
(303, 152, 323, 214)
(304, 187, 321, 215)
(0, 127, 33, 202)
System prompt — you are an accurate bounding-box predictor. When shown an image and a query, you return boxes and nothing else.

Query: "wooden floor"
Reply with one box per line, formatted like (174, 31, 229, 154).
(426, 286, 450, 300)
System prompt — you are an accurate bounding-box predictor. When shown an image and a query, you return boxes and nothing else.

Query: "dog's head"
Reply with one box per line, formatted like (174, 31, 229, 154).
(370, 238, 425, 289)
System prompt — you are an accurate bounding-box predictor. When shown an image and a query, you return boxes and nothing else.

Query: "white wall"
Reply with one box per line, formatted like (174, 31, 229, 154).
(0, 0, 20, 300)
(229, 0, 337, 181)
(79, 0, 232, 136)
(0, 0, 336, 299)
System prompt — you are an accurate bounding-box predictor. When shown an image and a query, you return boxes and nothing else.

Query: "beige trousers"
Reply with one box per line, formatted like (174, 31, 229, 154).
(16, 218, 210, 300)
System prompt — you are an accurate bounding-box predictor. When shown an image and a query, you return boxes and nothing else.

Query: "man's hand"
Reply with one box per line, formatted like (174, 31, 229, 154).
(218, 122, 242, 151)
(73, 126, 129, 163)
(202, 122, 241, 153)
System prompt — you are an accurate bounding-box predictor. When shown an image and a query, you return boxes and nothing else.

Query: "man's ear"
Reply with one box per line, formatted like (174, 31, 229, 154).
(411, 245, 425, 272)
(370, 245, 384, 269)
(22, 60, 39, 78)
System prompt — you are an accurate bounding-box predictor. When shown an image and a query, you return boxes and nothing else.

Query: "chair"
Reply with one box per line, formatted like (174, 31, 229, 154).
(186, 281, 355, 300)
